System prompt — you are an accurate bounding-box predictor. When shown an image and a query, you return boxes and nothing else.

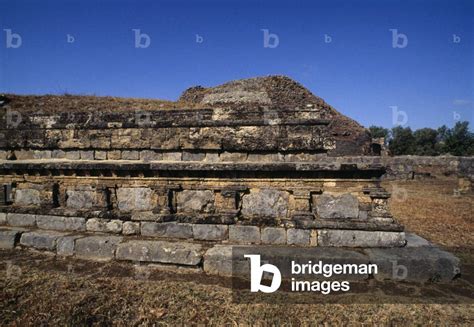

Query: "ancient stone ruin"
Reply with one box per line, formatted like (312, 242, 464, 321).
(0, 76, 460, 281)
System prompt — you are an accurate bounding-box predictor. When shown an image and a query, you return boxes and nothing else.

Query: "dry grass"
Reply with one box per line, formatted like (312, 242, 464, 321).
(0, 178, 473, 326)
(2, 94, 206, 114)
(385, 179, 474, 248)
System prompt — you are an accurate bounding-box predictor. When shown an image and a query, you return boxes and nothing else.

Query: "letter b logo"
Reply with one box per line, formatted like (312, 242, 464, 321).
(244, 254, 281, 293)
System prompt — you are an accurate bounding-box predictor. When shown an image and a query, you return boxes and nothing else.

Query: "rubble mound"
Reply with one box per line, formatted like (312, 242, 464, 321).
(180, 75, 372, 155)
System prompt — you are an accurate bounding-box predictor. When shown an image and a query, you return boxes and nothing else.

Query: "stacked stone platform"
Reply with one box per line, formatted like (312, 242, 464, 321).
(0, 226, 460, 282)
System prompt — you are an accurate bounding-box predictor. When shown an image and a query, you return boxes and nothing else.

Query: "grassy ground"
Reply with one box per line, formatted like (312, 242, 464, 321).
(1, 179, 473, 326)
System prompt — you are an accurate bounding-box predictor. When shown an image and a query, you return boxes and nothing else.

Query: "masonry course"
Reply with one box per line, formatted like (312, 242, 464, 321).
(0, 76, 464, 282)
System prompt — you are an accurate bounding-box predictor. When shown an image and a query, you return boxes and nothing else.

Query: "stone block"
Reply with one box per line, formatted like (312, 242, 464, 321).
(203, 245, 239, 276)
(86, 218, 108, 232)
(66, 190, 96, 209)
(0, 212, 7, 225)
(33, 150, 52, 159)
(106, 220, 123, 234)
(193, 224, 228, 241)
(405, 232, 433, 247)
(14, 189, 41, 206)
(94, 150, 107, 160)
(80, 150, 94, 160)
(123, 221, 140, 235)
(65, 151, 80, 160)
(141, 222, 193, 239)
(315, 194, 359, 219)
(116, 240, 203, 265)
(163, 152, 182, 161)
(204, 153, 219, 162)
(51, 149, 66, 159)
(131, 211, 158, 221)
(365, 247, 460, 282)
(318, 230, 406, 247)
(15, 150, 34, 160)
(241, 189, 289, 218)
(20, 231, 66, 251)
(0, 229, 22, 249)
(229, 225, 260, 244)
(261, 227, 286, 244)
(57, 235, 84, 256)
(75, 236, 123, 261)
(36, 215, 86, 232)
(177, 190, 215, 213)
(117, 187, 154, 211)
(182, 152, 206, 161)
(107, 150, 121, 160)
(7, 213, 36, 227)
(219, 151, 247, 162)
(122, 150, 139, 160)
(287, 229, 310, 245)
(140, 150, 163, 162)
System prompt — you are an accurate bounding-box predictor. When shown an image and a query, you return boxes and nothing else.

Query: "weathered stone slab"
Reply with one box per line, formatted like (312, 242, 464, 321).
(0, 229, 22, 249)
(116, 240, 203, 265)
(193, 224, 228, 241)
(287, 229, 310, 245)
(94, 150, 107, 160)
(86, 218, 108, 232)
(318, 230, 406, 247)
(404, 232, 433, 247)
(66, 190, 95, 209)
(141, 222, 193, 239)
(20, 230, 66, 251)
(57, 235, 84, 256)
(204, 245, 238, 276)
(176, 190, 215, 213)
(14, 189, 41, 206)
(241, 189, 289, 218)
(117, 187, 154, 211)
(204, 245, 369, 279)
(0, 212, 6, 225)
(315, 194, 359, 219)
(123, 222, 140, 235)
(106, 220, 123, 234)
(80, 150, 94, 160)
(36, 215, 86, 232)
(75, 236, 123, 261)
(182, 152, 206, 161)
(7, 213, 36, 227)
(261, 227, 286, 244)
(122, 150, 139, 160)
(365, 247, 460, 282)
(229, 225, 260, 244)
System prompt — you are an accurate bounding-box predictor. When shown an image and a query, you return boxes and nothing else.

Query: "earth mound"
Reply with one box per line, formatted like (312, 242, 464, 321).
(180, 75, 373, 155)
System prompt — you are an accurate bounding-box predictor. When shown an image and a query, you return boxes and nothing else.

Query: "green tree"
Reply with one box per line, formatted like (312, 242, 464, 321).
(389, 126, 415, 155)
(413, 128, 439, 155)
(442, 121, 474, 156)
(369, 125, 390, 139)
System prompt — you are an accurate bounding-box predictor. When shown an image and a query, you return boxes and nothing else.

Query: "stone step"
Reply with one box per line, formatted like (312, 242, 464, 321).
(0, 213, 406, 247)
(0, 227, 461, 282)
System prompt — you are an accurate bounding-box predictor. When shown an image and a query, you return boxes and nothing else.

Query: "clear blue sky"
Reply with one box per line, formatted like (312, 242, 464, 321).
(1, 0, 473, 130)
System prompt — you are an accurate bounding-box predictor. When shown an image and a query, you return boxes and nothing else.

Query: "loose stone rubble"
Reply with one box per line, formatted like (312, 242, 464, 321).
(0, 76, 464, 281)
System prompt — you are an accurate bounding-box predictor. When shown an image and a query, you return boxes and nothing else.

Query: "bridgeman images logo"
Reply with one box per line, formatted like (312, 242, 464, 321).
(245, 254, 282, 293)
(244, 254, 380, 294)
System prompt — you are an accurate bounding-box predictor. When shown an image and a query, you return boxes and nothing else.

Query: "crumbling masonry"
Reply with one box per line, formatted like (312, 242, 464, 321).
(0, 76, 460, 281)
